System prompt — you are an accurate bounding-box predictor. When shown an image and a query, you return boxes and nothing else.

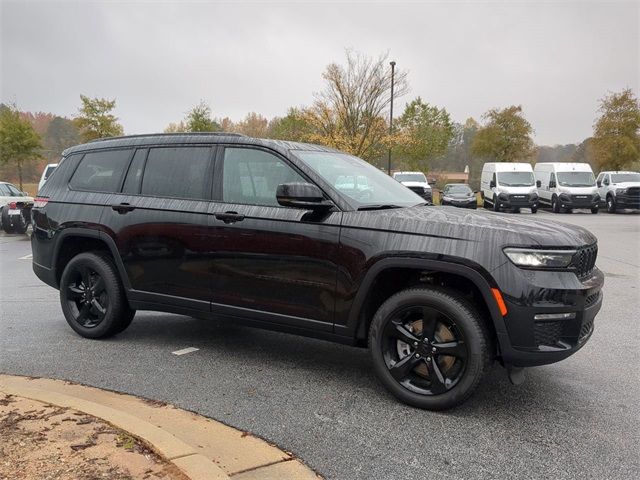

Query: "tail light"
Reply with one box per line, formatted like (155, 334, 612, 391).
(33, 197, 49, 208)
(9, 202, 17, 209)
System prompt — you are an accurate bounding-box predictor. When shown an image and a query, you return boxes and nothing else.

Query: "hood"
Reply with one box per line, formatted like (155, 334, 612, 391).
(557, 186, 597, 194)
(444, 192, 475, 199)
(344, 205, 596, 248)
(400, 181, 431, 189)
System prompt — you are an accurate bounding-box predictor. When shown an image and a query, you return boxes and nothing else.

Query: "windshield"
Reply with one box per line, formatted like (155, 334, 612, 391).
(557, 171, 595, 187)
(395, 173, 426, 183)
(497, 171, 535, 187)
(444, 184, 472, 195)
(292, 151, 423, 207)
(611, 173, 640, 183)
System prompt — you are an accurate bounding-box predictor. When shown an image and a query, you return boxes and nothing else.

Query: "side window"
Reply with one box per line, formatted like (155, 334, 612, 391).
(596, 173, 604, 184)
(141, 147, 211, 200)
(122, 149, 147, 194)
(0, 184, 10, 196)
(69, 149, 132, 193)
(603, 174, 610, 186)
(222, 148, 306, 207)
(550, 172, 557, 185)
(7, 184, 22, 196)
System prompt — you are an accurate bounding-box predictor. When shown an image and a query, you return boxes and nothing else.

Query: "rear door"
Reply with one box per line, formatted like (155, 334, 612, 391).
(207, 145, 342, 330)
(104, 145, 216, 312)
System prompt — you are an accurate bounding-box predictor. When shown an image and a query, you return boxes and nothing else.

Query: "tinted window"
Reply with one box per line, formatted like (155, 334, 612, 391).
(222, 148, 306, 206)
(7, 184, 22, 196)
(69, 150, 132, 192)
(122, 149, 147, 194)
(0, 184, 10, 196)
(141, 147, 211, 200)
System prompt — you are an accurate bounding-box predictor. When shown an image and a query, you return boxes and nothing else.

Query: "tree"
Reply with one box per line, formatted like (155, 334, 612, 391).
(592, 89, 640, 171)
(268, 108, 315, 142)
(395, 97, 454, 171)
(185, 101, 221, 132)
(0, 104, 42, 190)
(164, 121, 187, 133)
(306, 50, 409, 160)
(44, 116, 80, 158)
(235, 112, 269, 138)
(472, 105, 535, 162)
(74, 95, 124, 142)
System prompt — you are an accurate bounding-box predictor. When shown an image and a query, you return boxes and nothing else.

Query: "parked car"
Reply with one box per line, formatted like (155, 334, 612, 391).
(0, 181, 33, 234)
(38, 163, 59, 192)
(392, 171, 432, 203)
(439, 183, 477, 209)
(595, 171, 640, 213)
(534, 163, 599, 214)
(32, 133, 603, 410)
(480, 162, 539, 213)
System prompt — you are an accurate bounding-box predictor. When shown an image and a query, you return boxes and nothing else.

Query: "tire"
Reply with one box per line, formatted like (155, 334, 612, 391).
(59, 252, 135, 339)
(606, 195, 616, 214)
(591, 207, 599, 214)
(531, 207, 538, 214)
(483, 198, 490, 209)
(493, 195, 500, 212)
(12, 212, 28, 234)
(1, 207, 15, 234)
(551, 195, 560, 213)
(368, 287, 491, 410)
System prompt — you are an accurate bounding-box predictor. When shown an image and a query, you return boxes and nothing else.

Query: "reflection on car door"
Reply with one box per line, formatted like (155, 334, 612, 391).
(209, 146, 341, 330)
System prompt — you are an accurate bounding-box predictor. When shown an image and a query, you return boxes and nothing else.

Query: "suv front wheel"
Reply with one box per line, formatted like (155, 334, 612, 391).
(369, 287, 491, 410)
(60, 252, 135, 339)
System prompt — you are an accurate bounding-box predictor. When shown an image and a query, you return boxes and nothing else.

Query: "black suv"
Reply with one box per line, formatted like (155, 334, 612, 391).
(31, 134, 604, 409)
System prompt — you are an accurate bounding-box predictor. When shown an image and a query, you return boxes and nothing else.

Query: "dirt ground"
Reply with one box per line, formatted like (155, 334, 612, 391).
(0, 393, 187, 480)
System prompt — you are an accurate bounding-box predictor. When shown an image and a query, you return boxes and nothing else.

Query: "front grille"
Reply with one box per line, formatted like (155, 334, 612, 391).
(571, 244, 598, 278)
(508, 194, 531, 205)
(579, 317, 594, 341)
(534, 321, 563, 347)
(585, 291, 600, 307)
(408, 186, 425, 194)
(627, 187, 640, 198)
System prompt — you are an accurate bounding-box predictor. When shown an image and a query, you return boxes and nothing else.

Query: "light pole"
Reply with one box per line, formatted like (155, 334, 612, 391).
(387, 61, 396, 175)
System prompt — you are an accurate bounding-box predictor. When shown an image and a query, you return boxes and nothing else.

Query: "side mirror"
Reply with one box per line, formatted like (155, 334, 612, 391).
(489, 180, 496, 189)
(276, 182, 333, 211)
(549, 180, 556, 188)
(596, 181, 601, 187)
(536, 180, 541, 188)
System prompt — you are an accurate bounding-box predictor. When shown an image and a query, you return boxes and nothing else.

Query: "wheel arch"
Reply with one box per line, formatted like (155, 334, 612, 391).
(342, 258, 507, 351)
(52, 229, 130, 290)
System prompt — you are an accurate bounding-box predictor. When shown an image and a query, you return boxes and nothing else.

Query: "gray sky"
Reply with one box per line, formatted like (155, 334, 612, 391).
(1, 0, 638, 145)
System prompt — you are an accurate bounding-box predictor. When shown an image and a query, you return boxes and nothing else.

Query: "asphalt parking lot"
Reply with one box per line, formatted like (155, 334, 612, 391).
(1, 209, 639, 480)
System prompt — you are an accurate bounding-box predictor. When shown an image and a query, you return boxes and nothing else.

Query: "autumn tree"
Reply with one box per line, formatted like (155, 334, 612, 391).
(0, 104, 42, 189)
(592, 88, 640, 171)
(185, 101, 221, 132)
(307, 50, 409, 160)
(235, 112, 269, 138)
(472, 105, 535, 162)
(75, 95, 124, 142)
(164, 121, 187, 133)
(395, 97, 454, 171)
(44, 116, 80, 158)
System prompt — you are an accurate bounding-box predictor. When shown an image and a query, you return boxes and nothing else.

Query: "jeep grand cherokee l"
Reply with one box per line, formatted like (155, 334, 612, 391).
(31, 133, 604, 410)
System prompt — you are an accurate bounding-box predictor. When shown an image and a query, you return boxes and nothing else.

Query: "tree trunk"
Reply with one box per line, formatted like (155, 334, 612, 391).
(18, 161, 23, 191)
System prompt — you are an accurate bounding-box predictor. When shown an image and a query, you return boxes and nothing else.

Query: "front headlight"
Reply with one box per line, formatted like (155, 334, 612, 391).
(503, 248, 576, 269)
(616, 188, 627, 195)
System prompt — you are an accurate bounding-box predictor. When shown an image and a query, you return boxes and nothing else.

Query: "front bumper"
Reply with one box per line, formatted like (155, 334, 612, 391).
(442, 199, 477, 209)
(496, 194, 538, 210)
(558, 194, 599, 209)
(492, 265, 604, 367)
(615, 193, 640, 209)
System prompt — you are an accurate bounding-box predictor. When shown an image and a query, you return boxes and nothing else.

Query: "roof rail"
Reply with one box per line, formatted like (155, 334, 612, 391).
(87, 132, 246, 143)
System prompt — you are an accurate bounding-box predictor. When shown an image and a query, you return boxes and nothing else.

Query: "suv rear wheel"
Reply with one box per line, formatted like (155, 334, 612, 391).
(369, 287, 491, 410)
(60, 252, 135, 339)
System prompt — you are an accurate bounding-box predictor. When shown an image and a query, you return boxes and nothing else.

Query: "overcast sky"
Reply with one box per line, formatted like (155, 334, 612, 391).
(1, 0, 638, 145)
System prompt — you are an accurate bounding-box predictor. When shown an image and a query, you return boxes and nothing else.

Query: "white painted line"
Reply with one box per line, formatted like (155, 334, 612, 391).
(19, 254, 33, 260)
(172, 347, 199, 356)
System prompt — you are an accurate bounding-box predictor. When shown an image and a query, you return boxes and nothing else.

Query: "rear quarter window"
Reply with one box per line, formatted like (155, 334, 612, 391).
(69, 149, 132, 193)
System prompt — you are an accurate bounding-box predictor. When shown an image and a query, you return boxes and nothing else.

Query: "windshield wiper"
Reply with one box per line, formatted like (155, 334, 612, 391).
(357, 204, 404, 211)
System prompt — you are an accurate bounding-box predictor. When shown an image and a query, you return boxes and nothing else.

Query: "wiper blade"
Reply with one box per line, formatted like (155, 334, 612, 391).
(357, 204, 404, 211)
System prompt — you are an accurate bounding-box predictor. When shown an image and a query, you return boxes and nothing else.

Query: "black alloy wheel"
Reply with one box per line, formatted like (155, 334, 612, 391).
(369, 288, 490, 410)
(60, 252, 135, 338)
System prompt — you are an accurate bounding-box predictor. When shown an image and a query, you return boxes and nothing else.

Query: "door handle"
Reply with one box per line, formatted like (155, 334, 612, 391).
(111, 203, 136, 214)
(215, 211, 245, 224)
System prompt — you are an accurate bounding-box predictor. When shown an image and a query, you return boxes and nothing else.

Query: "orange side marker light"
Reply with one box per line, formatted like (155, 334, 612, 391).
(491, 288, 508, 317)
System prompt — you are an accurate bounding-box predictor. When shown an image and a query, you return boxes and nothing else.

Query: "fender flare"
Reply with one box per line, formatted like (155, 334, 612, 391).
(341, 257, 508, 343)
(51, 228, 131, 290)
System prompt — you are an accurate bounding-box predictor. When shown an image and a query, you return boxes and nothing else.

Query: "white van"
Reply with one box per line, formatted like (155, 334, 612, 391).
(38, 163, 58, 192)
(480, 162, 539, 213)
(534, 163, 599, 214)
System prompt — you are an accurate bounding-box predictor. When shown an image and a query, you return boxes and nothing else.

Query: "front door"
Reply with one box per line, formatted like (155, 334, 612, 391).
(208, 146, 341, 330)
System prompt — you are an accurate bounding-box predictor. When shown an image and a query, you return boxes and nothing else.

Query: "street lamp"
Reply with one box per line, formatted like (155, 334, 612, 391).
(388, 61, 396, 175)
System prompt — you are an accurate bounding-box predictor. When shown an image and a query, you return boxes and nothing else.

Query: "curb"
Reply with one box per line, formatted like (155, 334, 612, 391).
(0, 374, 320, 480)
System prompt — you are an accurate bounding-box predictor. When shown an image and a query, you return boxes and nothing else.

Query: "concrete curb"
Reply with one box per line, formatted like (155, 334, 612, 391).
(0, 374, 320, 480)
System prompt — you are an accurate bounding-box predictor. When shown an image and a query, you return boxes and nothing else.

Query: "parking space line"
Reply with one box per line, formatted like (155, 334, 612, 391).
(18, 254, 33, 260)
(172, 347, 199, 356)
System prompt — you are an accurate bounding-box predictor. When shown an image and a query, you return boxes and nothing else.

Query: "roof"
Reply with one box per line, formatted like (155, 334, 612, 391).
(484, 162, 533, 171)
(62, 133, 339, 157)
